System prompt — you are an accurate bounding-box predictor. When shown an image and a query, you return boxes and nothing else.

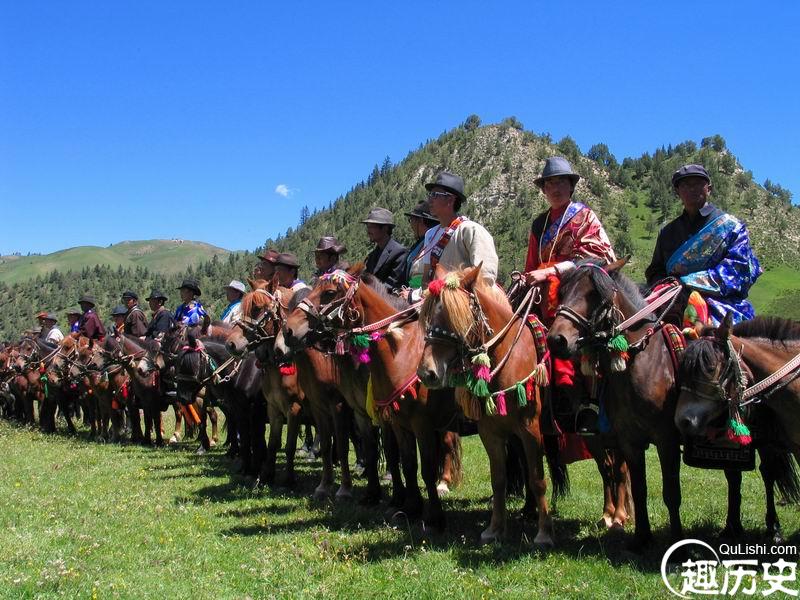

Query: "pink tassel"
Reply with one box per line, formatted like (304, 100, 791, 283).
(369, 331, 384, 342)
(496, 392, 507, 416)
(335, 337, 345, 355)
(473, 364, 491, 381)
(352, 348, 371, 364)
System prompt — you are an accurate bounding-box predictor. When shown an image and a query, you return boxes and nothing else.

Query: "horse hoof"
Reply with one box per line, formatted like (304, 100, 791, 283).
(195, 446, 207, 456)
(168, 434, 180, 445)
(208, 439, 217, 448)
(313, 486, 332, 501)
(335, 486, 353, 501)
(720, 525, 744, 540)
(436, 482, 450, 497)
(609, 520, 626, 533)
(597, 515, 614, 530)
(480, 529, 502, 545)
(533, 532, 555, 550)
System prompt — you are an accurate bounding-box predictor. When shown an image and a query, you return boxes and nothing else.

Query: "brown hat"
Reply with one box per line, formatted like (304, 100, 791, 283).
(361, 207, 395, 227)
(274, 252, 300, 269)
(404, 200, 437, 224)
(257, 249, 279, 263)
(314, 236, 347, 255)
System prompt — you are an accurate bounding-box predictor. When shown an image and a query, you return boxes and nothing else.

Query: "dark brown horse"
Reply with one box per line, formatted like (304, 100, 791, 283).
(676, 315, 800, 541)
(418, 265, 562, 546)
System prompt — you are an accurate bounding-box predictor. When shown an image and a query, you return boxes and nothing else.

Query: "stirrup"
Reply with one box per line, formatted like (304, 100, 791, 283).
(575, 403, 600, 436)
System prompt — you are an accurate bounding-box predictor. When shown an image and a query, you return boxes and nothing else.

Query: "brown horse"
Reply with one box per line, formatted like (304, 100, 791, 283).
(273, 267, 463, 527)
(226, 281, 307, 487)
(276, 287, 381, 504)
(417, 265, 562, 546)
(675, 315, 800, 541)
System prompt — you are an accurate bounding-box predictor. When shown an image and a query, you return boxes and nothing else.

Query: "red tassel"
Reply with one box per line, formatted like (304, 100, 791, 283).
(279, 363, 297, 376)
(121, 383, 129, 399)
(525, 377, 534, 402)
(496, 392, 507, 416)
(428, 279, 446, 297)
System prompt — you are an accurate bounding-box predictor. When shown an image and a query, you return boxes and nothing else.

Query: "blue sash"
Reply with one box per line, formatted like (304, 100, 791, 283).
(540, 202, 585, 249)
(666, 211, 737, 277)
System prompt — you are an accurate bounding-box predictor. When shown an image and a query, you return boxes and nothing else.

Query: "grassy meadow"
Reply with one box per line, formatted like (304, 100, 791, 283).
(2, 416, 800, 599)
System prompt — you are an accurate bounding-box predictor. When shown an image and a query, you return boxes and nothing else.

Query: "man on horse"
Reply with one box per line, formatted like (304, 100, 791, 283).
(524, 157, 617, 434)
(110, 305, 128, 337)
(174, 278, 207, 327)
(65, 307, 82, 334)
(220, 280, 246, 323)
(645, 163, 762, 330)
(144, 289, 173, 339)
(362, 207, 407, 291)
(253, 249, 279, 281)
(274, 253, 308, 291)
(38, 313, 64, 345)
(122, 290, 148, 337)
(422, 171, 498, 286)
(78, 294, 106, 341)
(398, 200, 439, 302)
(311, 236, 349, 285)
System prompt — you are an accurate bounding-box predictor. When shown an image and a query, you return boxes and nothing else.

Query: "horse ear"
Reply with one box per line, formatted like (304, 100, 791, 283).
(716, 312, 734, 342)
(461, 263, 483, 291)
(188, 332, 197, 348)
(433, 264, 447, 281)
(348, 262, 366, 277)
(247, 277, 256, 290)
(606, 256, 630, 273)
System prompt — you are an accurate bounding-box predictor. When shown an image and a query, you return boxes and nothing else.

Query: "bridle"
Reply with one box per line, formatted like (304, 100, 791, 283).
(234, 288, 284, 351)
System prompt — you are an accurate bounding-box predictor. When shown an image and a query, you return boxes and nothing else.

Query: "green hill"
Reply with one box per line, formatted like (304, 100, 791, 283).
(1, 118, 798, 340)
(0, 240, 231, 285)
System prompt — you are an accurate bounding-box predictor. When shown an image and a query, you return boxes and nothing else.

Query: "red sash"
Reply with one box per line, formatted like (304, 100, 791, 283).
(429, 216, 467, 274)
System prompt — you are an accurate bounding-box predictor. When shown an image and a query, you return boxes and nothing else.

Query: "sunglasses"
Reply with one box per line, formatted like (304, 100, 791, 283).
(427, 191, 453, 200)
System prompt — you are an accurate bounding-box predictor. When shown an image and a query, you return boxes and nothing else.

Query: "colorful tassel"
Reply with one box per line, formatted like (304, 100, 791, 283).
(515, 382, 527, 407)
(278, 363, 297, 376)
(445, 273, 460, 290)
(609, 351, 628, 373)
(726, 416, 752, 446)
(608, 334, 629, 352)
(526, 376, 535, 401)
(335, 336, 346, 355)
(448, 371, 467, 388)
(428, 279, 445, 297)
(467, 372, 490, 398)
(369, 331, 384, 342)
(496, 391, 507, 416)
(484, 395, 496, 416)
(350, 333, 371, 348)
(471, 352, 491, 367)
(533, 362, 549, 387)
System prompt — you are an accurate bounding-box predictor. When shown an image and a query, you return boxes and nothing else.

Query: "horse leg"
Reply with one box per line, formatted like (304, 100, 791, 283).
(355, 414, 381, 505)
(722, 469, 744, 539)
(611, 450, 631, 528)
(129, 396, 143, 442)
(170, 403, 182, 444)
(418, 425, 446, 531)
(758, 447, 786, 544)
(437, 431, 461, 496)
(383, 423, 406, 510)
(196, 399, 210, 452)
(312, 407, 335, 500)
(208, 406, 219, 447)
(259, 403, 282, 486)
(479, 424, 507, 544)
(249, 397, 267, 477)
(656, 440, 684, 544)
(519, 427, 554, 548)
(332, 404, 353, 500)
(396, 426, 423, 517)
(284, 409, 300, 488)
(624, 444, 652, 552)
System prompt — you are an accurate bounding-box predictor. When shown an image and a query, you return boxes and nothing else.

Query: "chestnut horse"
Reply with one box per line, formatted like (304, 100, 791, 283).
(418, 265, 563, 546)
(675, 315, 800, 541)
(272, 268, 463, 527)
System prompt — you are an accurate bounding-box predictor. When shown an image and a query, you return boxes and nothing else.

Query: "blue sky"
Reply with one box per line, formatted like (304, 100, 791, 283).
(1, 1, 798, 255)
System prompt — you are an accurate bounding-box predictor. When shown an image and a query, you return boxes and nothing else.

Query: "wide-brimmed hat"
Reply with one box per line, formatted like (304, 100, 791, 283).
(43, 313, 58, 322)
(404, 200, 438, 224)
(78, 294, 96, 307)
(671, 164, 711, 188)
(361, 207, 395, 227)
(145, 289, 168, 302)
(257, 249, 279, 263)
(534, 157, 581, 189)
(121, 290, 138, 300)
(224, 280, 246, 295)
(65, 306, 83, 316)
(177, 278, 201, 296)
(110, 305, 128, 317)
(36, 311, 48, 320)
(425, 171, 466, 203)
(274, 252, 300, 269)
(314, 236, 347, 255)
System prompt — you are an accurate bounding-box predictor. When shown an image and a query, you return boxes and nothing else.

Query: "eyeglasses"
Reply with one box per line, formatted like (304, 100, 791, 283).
(427, 191, 453, 200)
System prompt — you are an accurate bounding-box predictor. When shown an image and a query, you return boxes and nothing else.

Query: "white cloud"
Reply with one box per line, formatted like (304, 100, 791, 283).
(275, 184, 296, 198)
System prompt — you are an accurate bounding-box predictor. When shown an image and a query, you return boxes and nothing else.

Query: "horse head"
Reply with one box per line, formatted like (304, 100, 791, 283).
(417, 264, 490, 388)
(547, 257, 629, 359)
(226, 279, 286, 357)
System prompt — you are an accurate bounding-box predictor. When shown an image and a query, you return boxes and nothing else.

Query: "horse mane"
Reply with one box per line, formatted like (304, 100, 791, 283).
(288, 287, 311, 312)
(560, 258, 650, 315)
(359, 272, 408, 311)
(679, 338, 719, 382)
(732, 316, 800, 342)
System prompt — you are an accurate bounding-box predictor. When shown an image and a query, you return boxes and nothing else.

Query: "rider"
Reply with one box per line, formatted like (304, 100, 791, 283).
(39, 313, 64, 345)
(144, 289, 173, 339)
(253, 249, 279, 281)
(274, 253, 308, 291)
(524, 157, 617, 435)
(362, 207, 407, 291)
(65, 307, 82, 334)
(421, 171, 498, 286)
(78, 294, 106, 341)
(220, 280, 246, 324)
(399, 200, 439, 302)
(174, 278, 207, 327)
(122, 290, 148, 337)
(645, 163, 762, 330)
(110, 305, 128, 338)
(311, 236, 349, 284)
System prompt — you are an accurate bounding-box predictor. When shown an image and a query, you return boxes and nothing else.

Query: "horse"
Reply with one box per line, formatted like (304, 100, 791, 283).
(547, 258, 796, 550)
(675, 314, 800, 542)
(275, 287, 381, 505)
(417, 264, 565, 546)
(225, 281, 308, 487)
(270, 267, 463, 527)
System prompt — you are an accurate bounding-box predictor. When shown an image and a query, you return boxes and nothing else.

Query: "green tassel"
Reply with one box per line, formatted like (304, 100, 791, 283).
(728, 418, 751, 437)
(350, 333, 371, 348)
(608, 334, 629, 352)
(448, 372, 467, 388)
(445, 273, 460, 290)
(466, 372, 490, 398)
(484, 396, 496, 416)
(516, 382, 527, 407)
(471, 352, 491, 367)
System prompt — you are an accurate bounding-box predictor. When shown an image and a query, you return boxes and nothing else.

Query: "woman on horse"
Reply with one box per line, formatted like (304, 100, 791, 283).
(524, 157, 617, 434)
(174, 278, 207, 327)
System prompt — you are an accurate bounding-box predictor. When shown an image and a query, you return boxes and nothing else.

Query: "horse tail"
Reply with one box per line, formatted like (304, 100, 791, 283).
(760, 445, 800, 505)
(448, 432, 463, 489)
(545, 433, 570, 501)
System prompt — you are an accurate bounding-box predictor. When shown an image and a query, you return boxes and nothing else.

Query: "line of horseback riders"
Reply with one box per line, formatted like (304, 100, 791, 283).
(6, 158, 795, 554)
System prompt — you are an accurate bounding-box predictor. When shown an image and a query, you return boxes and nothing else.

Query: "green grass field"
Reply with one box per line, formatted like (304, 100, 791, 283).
(2, 417, 799, 599)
